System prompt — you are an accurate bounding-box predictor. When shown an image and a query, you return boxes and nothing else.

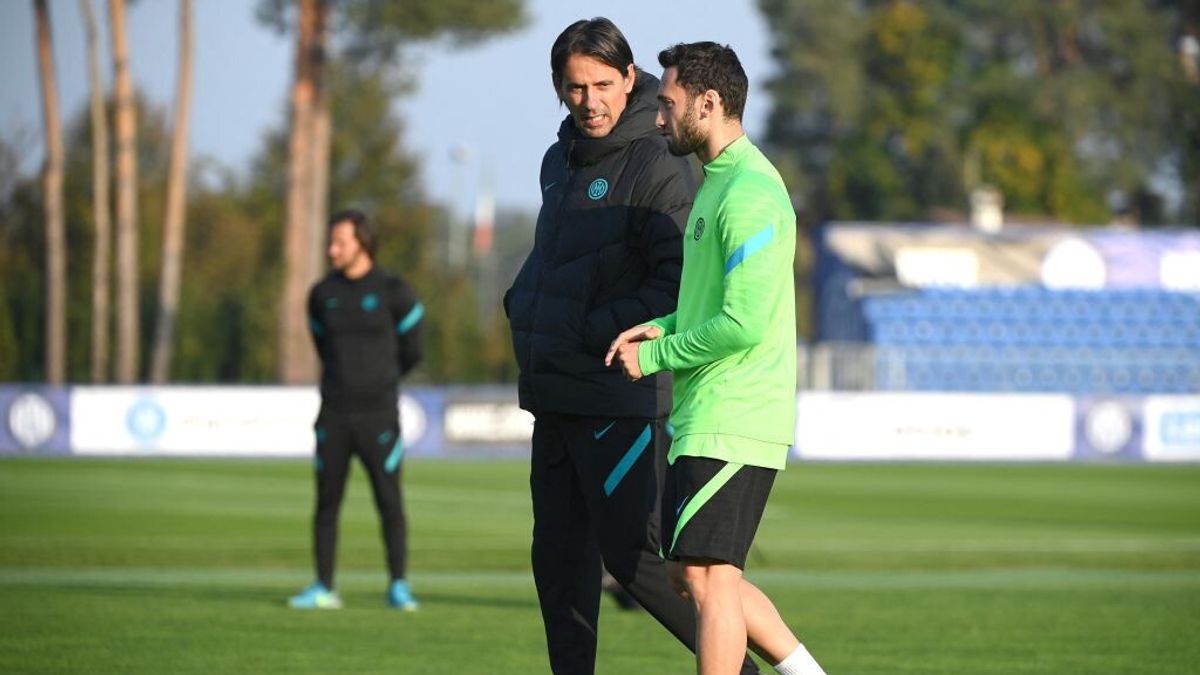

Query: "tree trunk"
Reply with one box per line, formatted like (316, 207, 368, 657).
(150, 0, 193, 384)
(109, 0, 139, 384)
(81, 0, 112, 383)
(34, 0, 66, 384)
(279, 0, 328, 384)
(308, 78, 330, 300)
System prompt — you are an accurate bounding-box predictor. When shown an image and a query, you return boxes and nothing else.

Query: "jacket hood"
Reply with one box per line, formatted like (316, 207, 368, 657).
(557, 68, 662, 166)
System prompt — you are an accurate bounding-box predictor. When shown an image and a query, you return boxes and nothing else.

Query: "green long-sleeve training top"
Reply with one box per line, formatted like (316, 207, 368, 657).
(638, 135, 796, 468)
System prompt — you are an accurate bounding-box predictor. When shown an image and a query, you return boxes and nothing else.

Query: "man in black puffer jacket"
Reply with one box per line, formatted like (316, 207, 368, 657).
(505, 17, 759, 675)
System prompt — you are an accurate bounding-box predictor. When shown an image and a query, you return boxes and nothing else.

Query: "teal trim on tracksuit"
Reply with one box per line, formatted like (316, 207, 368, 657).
(603, 424, 652, 496)
(384, 438, 405, 473)
(397, 302, 425, 335)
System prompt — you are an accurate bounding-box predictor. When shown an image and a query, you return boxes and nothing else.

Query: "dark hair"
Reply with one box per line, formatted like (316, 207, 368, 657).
(657, 42, 748, 121)
(329, 208, 377, 258)
(550, 17, 634, 92)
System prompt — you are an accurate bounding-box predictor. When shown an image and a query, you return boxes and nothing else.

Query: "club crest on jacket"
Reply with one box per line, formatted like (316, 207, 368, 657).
(587, 178, 609, 200)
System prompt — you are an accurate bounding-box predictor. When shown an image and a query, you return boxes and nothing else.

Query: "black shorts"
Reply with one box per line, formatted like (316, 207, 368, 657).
(660, 455, 776, 569)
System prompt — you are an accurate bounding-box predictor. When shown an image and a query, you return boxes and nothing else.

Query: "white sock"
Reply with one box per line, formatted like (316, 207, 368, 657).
(774, 643, 826, 675)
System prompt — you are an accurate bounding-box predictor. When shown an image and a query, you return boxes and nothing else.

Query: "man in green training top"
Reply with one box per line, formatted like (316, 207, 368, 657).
(606, 42, 826, 675)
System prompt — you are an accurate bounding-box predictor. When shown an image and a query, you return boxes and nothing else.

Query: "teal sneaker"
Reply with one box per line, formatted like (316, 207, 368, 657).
(388, 579, 419, 611)
(288, 582, 343, 609)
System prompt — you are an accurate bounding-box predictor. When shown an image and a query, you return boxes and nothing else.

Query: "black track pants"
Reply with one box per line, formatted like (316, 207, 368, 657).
(529, 413, 758, 675)
(312, 410, 408, 588)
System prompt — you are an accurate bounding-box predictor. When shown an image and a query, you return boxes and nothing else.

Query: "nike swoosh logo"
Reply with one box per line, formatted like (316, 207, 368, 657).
(593, 421, 616, 440)
(542, 181, 558, 192)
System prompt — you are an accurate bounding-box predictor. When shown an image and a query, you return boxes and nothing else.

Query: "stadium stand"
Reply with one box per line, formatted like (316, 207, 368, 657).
(813, 223, 1200, 395)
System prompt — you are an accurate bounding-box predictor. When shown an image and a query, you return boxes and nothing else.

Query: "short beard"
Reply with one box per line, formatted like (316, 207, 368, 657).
(333, 249, 365, 272)
(666, 101, 705, 157)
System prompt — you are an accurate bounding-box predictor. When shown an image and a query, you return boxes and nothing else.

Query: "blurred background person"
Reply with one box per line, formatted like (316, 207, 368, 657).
(289, 208, 425, 611)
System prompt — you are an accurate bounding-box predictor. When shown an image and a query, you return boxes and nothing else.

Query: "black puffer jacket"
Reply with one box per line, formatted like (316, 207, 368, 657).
(505, 70, 696, 418)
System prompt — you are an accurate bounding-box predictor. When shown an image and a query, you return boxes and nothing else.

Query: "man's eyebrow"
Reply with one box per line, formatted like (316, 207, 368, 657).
(564, 79, 614, 88)
(657, 94, 673, 103)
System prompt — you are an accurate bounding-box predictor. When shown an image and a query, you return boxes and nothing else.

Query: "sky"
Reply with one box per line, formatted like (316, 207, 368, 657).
(0, 0, 773, 217)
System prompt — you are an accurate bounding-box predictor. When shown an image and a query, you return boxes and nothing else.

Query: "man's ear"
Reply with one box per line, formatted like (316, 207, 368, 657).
(623, 63, 636, 93)
(700, 89, 720, 118)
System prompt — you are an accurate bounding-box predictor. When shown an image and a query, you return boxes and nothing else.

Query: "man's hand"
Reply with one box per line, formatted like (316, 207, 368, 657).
(613, 342, 643, 381)
(605, 324, 662, 381)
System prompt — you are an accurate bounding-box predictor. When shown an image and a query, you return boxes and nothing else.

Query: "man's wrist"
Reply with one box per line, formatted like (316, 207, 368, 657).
(637, 340, 659, 376)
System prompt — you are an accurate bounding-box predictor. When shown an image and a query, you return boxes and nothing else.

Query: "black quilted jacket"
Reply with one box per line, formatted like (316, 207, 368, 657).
(505, 70, 697, 418)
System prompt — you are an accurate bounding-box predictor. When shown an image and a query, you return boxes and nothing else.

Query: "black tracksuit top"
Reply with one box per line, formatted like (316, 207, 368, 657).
(505, 70, 698, 418)
(308, 267, 423, 414)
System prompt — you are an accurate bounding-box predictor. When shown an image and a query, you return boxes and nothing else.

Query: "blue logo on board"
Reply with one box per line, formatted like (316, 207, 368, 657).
(126, 398, 166, 443)
(587, 178, 609, 200)
(1161, 411, 1200, 447)
(361, 293, 380, 312)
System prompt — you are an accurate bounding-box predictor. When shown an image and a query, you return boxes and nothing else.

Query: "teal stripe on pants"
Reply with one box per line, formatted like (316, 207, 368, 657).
(385, 438, 405, 473)
(603, 424, 651, 496)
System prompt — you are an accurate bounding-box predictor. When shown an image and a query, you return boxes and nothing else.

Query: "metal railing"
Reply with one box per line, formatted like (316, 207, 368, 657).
(800, 341, 1200, 394)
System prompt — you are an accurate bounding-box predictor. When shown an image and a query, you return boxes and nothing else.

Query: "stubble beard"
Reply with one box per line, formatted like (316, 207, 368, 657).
(666, 102, 704, 157)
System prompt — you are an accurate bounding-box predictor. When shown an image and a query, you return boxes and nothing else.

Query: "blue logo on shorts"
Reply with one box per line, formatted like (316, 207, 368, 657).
(587, 178, 609, 200)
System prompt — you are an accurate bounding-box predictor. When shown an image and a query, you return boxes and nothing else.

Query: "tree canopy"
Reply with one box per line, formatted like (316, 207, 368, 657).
(759, 0, 1200, 226)
(2, 1, 530, 383)
(256, 0, 527, 66)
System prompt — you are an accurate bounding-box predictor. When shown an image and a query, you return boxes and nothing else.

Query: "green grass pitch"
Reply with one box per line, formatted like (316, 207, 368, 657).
(1, 458, 1197, 674)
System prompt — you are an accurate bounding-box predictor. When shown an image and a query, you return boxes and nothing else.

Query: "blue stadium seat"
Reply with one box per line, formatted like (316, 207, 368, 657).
(862, 286, 1200, 395)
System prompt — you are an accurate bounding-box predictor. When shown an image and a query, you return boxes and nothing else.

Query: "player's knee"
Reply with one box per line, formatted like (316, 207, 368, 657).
(314, 494, 342, 514)
(681, 560, 740, 605)
(680, 563, 714, 604)
(666, 560, 690, 599)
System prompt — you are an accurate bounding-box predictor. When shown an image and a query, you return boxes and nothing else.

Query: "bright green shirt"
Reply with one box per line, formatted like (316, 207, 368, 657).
(638, 135, 796, 469)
